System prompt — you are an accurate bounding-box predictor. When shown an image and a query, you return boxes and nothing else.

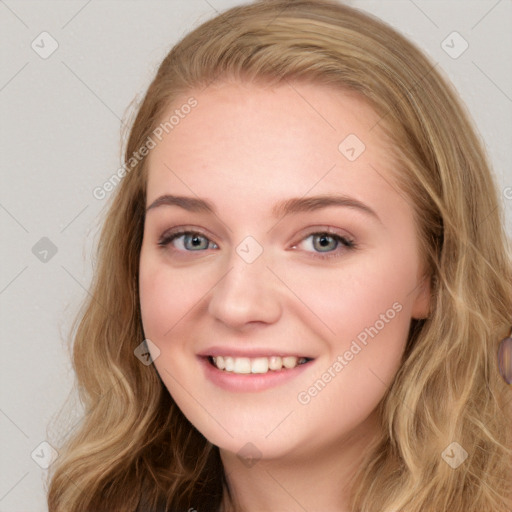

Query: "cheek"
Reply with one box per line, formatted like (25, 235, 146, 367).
(277, 243, 417, 347)
(139, 267, 173, 339)
(139, 251, 208, 339)
(292, 291, 410, 446)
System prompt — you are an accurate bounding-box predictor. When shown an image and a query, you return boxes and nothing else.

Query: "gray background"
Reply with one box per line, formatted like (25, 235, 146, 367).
(1, 1, 511, 510)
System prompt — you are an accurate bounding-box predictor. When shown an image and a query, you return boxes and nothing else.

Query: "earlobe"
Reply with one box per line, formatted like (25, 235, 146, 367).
(411, 275, 432, 320)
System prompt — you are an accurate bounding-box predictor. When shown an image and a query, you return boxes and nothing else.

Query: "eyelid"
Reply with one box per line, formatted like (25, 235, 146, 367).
(158, 225, 219, 245)
(292, 225, 354, 245)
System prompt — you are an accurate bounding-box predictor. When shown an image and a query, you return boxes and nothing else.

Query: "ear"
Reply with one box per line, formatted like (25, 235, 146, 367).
(411, 274, 432, 320)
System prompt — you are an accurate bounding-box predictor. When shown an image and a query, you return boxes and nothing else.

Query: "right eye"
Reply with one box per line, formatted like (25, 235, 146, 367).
(158, 230, 218, 252)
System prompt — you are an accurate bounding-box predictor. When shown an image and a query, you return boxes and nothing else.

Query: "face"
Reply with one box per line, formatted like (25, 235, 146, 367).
(139, 80, 430, 461)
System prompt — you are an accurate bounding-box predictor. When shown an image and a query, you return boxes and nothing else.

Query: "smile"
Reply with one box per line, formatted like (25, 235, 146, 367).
(209, 355, 312, 374)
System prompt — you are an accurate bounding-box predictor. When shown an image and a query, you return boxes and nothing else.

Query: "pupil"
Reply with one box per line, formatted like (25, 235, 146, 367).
(316, 235, 335, 252)
(186, 235, 206, 249)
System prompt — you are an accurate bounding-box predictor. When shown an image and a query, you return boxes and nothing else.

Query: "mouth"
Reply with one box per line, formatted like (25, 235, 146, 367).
(198, 352, 315, 392)
(207, 355, 314, 375)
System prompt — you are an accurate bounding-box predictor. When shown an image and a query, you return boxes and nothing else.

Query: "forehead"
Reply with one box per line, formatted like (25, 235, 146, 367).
(145, 80, 403, 218)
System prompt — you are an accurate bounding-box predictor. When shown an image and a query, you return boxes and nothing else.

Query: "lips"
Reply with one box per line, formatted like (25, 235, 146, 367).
(198, 352, 315, 392)
(196, 345, 315, 390)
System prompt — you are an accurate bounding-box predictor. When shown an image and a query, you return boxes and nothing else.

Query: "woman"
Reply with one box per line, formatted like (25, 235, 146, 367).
(47, 1, 512, 511)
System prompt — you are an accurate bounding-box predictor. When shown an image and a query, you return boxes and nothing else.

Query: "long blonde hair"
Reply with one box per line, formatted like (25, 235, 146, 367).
(47, 1, 512, 511)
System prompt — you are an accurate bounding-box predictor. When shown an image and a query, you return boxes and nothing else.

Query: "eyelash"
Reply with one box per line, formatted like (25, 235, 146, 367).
(157, 228, 356, 261)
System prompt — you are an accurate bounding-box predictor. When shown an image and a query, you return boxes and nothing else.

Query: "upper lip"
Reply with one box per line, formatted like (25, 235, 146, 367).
(197, 346, 314, 358)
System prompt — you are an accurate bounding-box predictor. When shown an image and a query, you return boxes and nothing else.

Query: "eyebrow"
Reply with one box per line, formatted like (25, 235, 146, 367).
(145, 194, 382, 224)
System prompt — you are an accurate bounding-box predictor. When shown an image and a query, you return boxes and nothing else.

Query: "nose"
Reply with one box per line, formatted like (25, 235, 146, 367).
(207, 248, 283, 329)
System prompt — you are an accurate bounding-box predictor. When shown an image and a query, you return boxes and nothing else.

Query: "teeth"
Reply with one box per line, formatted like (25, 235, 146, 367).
(234, 357, 251, 374)
(224, 356, 234, 372)
(251, 357, 269, 373)
(269, 356, 282, 370)
(211, 355, 309, 374)
(215, 356, 226, 370)
(283, 356, 297, 369)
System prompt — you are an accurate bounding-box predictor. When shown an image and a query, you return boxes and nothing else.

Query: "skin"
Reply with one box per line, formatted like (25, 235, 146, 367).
(139, 79, 431, 511)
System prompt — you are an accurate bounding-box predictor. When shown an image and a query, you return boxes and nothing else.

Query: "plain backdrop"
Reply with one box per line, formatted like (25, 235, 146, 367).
(1, 1, 511, 510)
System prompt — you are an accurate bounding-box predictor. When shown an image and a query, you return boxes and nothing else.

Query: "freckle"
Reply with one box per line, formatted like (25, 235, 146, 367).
(498, 336, 512, 385)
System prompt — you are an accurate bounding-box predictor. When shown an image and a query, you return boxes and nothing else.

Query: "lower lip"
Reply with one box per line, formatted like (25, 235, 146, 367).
(198, 356, 313, 392)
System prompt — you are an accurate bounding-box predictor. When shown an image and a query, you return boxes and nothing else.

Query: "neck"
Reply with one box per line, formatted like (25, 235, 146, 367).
(219, 410, 380, 512)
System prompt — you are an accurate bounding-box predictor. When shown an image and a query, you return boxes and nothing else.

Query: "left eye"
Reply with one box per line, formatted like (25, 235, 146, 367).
(295, 232, 355, 255)
(158, 231, 217, 251)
